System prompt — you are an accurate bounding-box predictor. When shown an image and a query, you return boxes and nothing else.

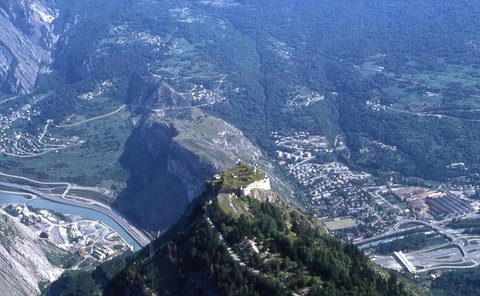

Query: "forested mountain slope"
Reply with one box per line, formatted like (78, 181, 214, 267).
(47, 165, 428, 296)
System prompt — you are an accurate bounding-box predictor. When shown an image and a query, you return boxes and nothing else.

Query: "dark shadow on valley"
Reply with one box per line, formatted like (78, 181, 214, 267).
(112, 122, 189, 232)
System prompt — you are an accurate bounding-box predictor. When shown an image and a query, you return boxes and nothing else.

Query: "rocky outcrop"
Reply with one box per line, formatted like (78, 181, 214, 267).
(242, 177, 271, 197)
(115, 106, 294, 231)
(114, 108, 276, 230)
(0, 0, 57, 94)
(129, 78, 191, 111)
(166, 140, 221, 201)
(138, 118, 219, 202)
(0, 209, 62, 296)
(141, 109, 263, 201)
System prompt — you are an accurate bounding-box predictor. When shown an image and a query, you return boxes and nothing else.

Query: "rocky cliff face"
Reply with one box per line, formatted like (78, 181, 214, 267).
(141, 109, 263, 201)
(129, 78, 191, 111)
(0, 209, 62, 296)
(0, 0, 57, 94)
(114, 108, 290, 231)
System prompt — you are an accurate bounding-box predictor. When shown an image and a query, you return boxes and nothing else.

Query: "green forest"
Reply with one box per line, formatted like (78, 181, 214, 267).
(47, 176, 424, 296)
(29, 0, 480, 183)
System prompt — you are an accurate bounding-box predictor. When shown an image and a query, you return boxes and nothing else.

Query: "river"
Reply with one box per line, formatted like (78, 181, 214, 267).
(0, 192, 140, 250)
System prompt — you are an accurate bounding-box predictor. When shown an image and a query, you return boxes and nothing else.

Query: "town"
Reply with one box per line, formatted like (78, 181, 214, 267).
(272, 131, 389, 238)
(272, 130, 480, 276)
(0, 98, 83, 158)
(189, 82, 227, 107)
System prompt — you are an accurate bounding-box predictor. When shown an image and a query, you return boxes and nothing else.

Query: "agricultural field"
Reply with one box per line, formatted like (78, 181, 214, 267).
(385, 63, 480, 112)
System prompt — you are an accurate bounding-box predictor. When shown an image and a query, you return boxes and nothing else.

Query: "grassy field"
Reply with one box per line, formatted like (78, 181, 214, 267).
(323, 217, 357, 231)
(221, 163, 266, 191)
(382, 62, 480, 111)
(217, 194, 251, 218)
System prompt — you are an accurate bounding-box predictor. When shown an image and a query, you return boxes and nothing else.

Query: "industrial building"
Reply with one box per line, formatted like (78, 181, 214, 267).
(425, 193, 473, 220)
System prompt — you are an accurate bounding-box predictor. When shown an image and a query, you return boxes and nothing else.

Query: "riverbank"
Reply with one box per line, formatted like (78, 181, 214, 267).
(0, 192, 141, 251)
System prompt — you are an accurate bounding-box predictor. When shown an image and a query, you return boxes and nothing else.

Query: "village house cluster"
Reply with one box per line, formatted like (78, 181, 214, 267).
(286, 92, 325, 107)
(290, 162, 395, 238)
(271, 131, 397, 239)
(189, 83, 226, 106)
(0, 104, 38, 147)
(271, 131, 332, 165)
(269, 37, 293, 60)
(366, 99, 388, 111)
(0, 99, 84, 157)
(443, 173, 480, 195)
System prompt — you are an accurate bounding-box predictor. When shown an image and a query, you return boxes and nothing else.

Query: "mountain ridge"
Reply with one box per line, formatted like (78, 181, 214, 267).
(46, 165, 427, 296)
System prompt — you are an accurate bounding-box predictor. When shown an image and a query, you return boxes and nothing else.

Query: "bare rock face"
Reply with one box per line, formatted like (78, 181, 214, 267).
(0, 0, 57, 94)
(129, 78, 191, 111)
(141, 109, 263, 201)
(115, 108, 271, 230)
(0, 210, 62, 296)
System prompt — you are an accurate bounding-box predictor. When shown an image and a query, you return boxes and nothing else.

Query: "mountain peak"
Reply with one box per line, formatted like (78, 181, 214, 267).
(100, 167, 425, 296)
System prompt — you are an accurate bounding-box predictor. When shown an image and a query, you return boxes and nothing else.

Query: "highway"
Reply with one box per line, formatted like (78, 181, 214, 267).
(355, 219, 467, 254)
(359, 218, 480, 273)
(0, 180, 152, 248)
